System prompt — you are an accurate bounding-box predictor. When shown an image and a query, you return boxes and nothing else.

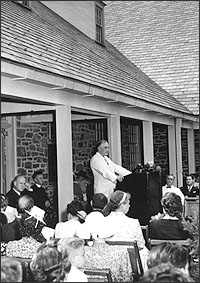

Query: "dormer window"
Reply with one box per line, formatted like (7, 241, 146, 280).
(95, 4, 104, 45)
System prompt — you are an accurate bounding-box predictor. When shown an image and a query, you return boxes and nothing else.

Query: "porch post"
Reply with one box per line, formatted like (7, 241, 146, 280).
(175, 118, 183, 187)
(143, 121, 154, 164)
(187, 128, 195, 174)
(168, 125, 177, 186)
(55, 105, 73, 221)
(107, 115, 122, 165)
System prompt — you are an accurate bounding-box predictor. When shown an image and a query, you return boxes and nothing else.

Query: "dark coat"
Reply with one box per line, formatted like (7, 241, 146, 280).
(2, 218, 22, 242)
(180, 185, 199, 197)
(28, 184, 49, 211)
(6, 188, 29, 210)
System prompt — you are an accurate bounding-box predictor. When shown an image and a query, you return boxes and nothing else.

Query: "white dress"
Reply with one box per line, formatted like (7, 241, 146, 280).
(65, 265, 88, 282)
(105, 211, 149, 271)
(105, 211, 145, 248)
(55, 219, 81, 238)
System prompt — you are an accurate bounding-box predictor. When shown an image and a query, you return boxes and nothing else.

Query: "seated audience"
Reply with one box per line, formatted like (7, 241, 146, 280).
(1, 257, 23, 282)
(147, 242, 191, 276)
(18, 195, 54, 243)
(76, 193, 110, 239)
(55, 200, 86, 239)
(149, 192, 191, 240)
(180, 174, 199, 197)
(162, 174, 185, 205)
(103, 190, 146, 249)
(58, 237, 88, 282)
(140, 263, 194, 282)
(30, 238, 71, 282)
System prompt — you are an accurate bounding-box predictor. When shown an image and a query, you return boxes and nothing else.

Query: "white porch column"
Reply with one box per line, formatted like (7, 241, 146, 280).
(168, 125, 177, 186)
(175, 118, 183, 187)
(55, 105, 73, 221)
(187, 128, 195, 174)
(143, 121, 154, 164)
(107, 115, 122, 165)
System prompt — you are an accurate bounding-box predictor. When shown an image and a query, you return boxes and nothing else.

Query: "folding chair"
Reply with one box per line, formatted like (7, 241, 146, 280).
(106, 240, 144, 281)
(148, 238, 190, 249)
(84, 268, 112, 282)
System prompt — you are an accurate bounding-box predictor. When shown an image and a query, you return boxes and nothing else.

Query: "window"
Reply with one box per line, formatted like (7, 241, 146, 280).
(95, 5, 104, 45)
(121, 118, 143, 171)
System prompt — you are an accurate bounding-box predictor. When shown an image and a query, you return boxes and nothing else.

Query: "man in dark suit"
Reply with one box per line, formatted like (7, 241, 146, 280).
(180, 174, 199, 197)
(29, 170, 51, 211)
(29, 170, 58, 228)
(6, 174, 29, 210)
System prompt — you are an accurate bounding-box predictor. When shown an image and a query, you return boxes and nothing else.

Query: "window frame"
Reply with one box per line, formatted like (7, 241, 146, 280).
(95, 4, 105, 45)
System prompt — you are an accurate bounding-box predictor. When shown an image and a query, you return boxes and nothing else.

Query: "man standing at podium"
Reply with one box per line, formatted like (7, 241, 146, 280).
(180, 174, 199, 197)
(90, 140, 131, 198)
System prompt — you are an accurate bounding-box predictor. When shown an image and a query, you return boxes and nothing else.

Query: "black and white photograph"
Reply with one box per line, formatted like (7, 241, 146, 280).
(1, 1, 199, 282)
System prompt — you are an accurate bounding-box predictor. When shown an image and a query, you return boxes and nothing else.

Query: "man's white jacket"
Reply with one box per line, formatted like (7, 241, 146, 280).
(90, 152, 131, 198)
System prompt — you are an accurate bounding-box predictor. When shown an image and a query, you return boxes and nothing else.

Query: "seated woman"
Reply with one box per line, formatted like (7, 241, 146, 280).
(58, 237, 88, 282)
(55, 200, 86, 239)
(149, 192, 191, 240)
(18, 195, 54, 243)
(141, 263, 194, 282)
(30, 238, 72, 282)
(147, 242, 192, 277)
(103, 190, 146, 249)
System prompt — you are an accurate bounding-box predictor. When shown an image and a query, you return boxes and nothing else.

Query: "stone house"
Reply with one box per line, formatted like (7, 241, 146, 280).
(1, 1, 198, 220)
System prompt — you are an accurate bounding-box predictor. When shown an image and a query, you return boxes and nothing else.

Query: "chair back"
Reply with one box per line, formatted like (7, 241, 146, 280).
(106, 240, 143, 281)
(148, 238, 190, 249)
(141, 225, 149, 246)
(83, 268, 112, 282)
(105, 240, 135, 246)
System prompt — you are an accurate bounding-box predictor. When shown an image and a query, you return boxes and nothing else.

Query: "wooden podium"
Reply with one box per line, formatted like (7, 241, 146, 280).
(184, 197, 199, 219)
(116, 172, 162, 225)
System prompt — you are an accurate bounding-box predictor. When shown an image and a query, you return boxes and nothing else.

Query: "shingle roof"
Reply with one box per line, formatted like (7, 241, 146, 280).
(104, 1, 199, 115)
(1, 1, 192, 114)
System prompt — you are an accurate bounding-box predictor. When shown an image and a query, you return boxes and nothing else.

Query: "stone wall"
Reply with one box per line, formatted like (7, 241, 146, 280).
(194, 129, 199, 172)
(16, 116, 54, 200)
(72, 119, 107, 174)
(153, 123, 169, 175)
